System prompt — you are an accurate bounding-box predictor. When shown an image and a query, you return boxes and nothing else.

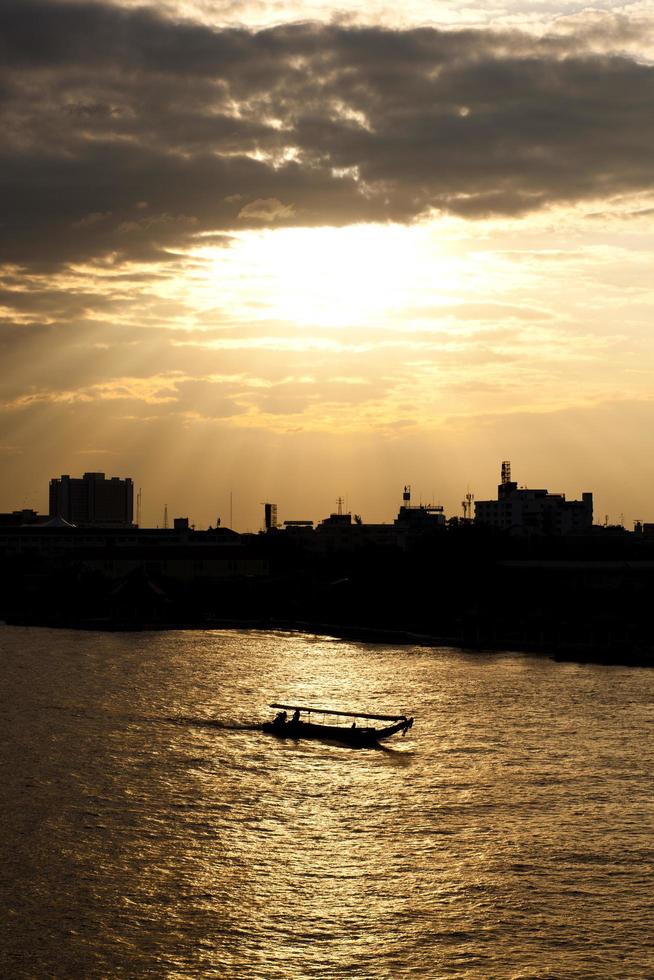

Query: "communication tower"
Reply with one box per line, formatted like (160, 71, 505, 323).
(501, 461, 511, 485)
(403, 485, 411, 505)
(461, 491, 475, 520)
(163, 504, 168, 529)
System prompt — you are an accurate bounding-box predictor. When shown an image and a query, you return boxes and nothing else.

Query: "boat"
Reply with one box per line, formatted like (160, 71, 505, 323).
(262, 703, 414, 746)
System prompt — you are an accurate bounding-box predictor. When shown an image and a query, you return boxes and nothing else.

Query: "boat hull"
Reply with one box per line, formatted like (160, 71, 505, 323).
(262, 717, 412, 746)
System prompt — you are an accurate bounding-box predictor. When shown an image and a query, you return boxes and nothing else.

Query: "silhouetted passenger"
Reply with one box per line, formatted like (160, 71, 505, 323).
(273, 710, 287, 729)
(291, 708, 301, 724)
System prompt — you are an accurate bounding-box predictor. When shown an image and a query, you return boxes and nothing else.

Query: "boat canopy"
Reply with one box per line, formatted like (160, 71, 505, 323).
(269, 703, 408, 722)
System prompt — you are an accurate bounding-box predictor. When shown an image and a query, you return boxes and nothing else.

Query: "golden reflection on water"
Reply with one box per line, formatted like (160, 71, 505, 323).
(1, 627, 654, 978)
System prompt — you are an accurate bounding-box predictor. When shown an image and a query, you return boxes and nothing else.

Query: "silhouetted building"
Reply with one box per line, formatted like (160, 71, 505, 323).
(0, 509, 47, 526)
(49, 472, 134, 527)
(475, 461, 593, 534)
(311, 487, 446, 551)
(263, 503, 278, 532)
(282, 520, 314, 537)
(394, 485, 445, 529)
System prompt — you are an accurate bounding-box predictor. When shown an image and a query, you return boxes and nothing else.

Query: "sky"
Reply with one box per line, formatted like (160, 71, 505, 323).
(1, 0, 654, 529)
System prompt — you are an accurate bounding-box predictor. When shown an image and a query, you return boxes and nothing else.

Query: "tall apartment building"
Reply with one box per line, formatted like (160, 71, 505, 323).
(475, 462, 593, 535)
(49, 472, 134, 527)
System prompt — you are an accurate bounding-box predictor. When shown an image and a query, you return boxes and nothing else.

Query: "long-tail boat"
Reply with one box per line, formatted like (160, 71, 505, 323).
(262, 703, 414, 746)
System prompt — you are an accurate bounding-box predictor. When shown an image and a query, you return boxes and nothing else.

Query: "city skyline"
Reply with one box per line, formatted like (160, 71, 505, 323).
(2, 0, 654, 530)
(4, 459, 611, 533)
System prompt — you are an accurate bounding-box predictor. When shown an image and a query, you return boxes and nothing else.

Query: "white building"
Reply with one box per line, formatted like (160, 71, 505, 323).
(475, 462, 593, 535)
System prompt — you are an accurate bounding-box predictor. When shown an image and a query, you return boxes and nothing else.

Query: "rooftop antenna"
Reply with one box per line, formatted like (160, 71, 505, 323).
(163, 504, 168, 529)
(501, 460, 511, 485)
(230, 491, 233, 529)
(403, 485, 411, 506)
(337, 496, 344, 516)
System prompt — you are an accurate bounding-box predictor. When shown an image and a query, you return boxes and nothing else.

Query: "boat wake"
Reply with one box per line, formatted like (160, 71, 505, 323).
(167, 715, 261, 732)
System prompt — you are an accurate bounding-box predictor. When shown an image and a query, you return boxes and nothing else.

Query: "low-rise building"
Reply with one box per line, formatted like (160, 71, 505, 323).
(0, 524, 267, 581)
(0, 509, 47, 526)
(475, 462, 593, 535)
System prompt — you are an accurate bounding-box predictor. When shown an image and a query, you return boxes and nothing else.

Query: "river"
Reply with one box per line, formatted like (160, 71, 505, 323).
(1, 625, 653, 978)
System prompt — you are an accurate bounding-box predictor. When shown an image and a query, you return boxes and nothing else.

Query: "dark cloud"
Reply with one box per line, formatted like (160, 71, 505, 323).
(1, 0, 653, 269)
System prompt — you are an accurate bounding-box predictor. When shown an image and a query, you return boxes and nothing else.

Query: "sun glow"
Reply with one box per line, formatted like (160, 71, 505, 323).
(189, 223, 476, 329)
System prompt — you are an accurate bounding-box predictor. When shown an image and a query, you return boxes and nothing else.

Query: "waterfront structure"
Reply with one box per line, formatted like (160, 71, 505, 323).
(49, 472, 134, 527)
(0, 522, 264, 582)
(475, 461, 593, 535)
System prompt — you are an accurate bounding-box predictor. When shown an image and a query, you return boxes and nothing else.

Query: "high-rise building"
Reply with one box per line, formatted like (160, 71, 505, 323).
(263, 502, 278, 532)
(49, 472, 134, 527)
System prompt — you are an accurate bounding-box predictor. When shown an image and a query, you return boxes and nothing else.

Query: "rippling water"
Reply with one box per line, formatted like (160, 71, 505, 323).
(1, 625, 653, 978)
